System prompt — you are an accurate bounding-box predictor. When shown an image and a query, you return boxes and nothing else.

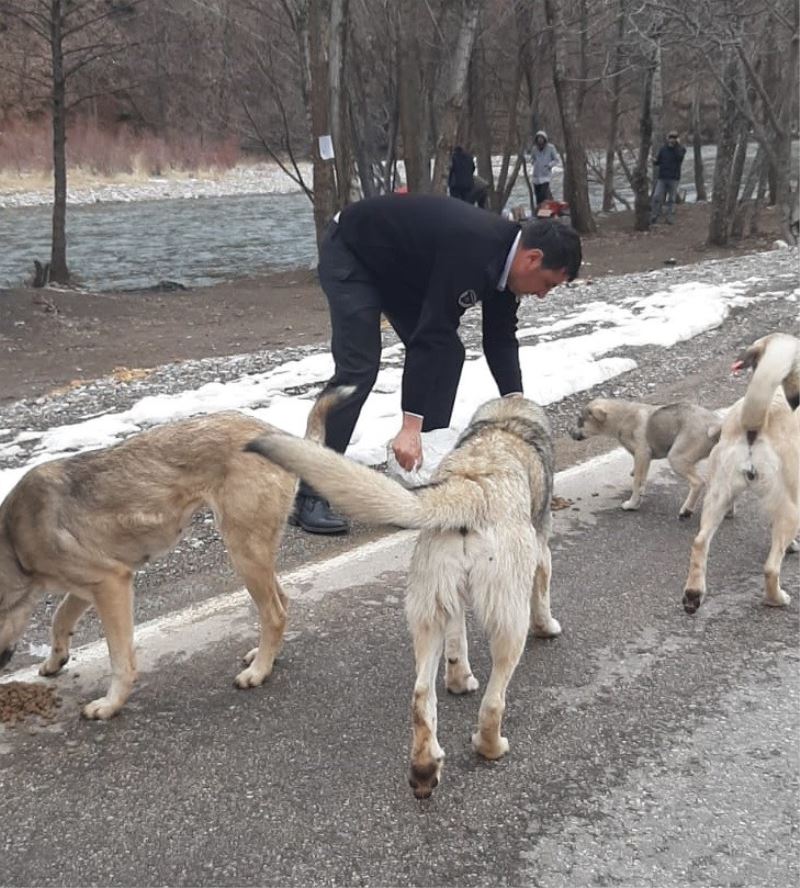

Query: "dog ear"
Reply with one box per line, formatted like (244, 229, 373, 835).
(589, 404, 607, 422)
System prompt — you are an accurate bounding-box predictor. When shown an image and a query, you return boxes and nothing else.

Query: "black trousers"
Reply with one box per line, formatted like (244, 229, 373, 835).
(534, 182, 552, 205)
(317, 221, 464, 456)
(449, 186, 472, 202)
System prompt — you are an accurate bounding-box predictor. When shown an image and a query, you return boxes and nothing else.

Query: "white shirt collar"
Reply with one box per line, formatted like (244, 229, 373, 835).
(497, 231, 521, 291)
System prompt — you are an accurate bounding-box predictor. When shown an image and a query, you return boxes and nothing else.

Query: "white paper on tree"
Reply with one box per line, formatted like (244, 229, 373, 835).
(319, 135, 335, 160)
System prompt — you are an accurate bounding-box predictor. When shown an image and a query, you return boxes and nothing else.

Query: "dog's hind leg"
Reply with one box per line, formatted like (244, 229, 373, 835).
(472, 619, 528, 761)
(682, 476, 736, 614)
(763, 499, 799, 607)
(83, 573, 137, 720)
(531, 540, 561, 638)
(623, 450, 651, 510)
(236, 570, 288, 688)
(225, 534, 288, 687)
(444, 608, 479, 695)
(39, 593, 92, 676)
(669, 452, 706, 520)
(408, 617, 446, 799)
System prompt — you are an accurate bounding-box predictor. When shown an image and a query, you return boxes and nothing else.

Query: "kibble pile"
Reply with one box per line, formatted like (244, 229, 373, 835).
(0, 681, 61, 725)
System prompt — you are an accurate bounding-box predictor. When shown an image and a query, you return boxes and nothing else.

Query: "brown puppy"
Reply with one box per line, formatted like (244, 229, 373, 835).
(0, 387, 347, 719)
(683, 333, 800, 614)
(571, 399, 721, 517)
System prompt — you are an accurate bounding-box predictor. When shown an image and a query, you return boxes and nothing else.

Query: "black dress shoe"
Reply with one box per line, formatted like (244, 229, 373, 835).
(289, 494, 349, 535)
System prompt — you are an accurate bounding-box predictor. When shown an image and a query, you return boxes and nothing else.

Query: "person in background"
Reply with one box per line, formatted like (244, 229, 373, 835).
(530, 130, 561, 206)
(291, 193, 583, 534)
(448, 146, 476, 202)
(651, 130, 686, 224)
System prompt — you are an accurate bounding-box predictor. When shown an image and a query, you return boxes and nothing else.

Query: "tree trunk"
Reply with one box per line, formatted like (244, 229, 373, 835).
(397, 0, 431, 192)
(708, 51, 740, 246)
(328, 0, 352, 204)
(49, 0, 69, 284)
(602, 0, 626, 212)
(430, 0, 482, 194)
(543, 0, 595, 233)
(730, 145, 765, 238)
(632, 58, 655, 231)
(725, 121, 750, 220)
(691, 84, 707, 201)
(650, 38, 664, 147)
(468, 42, 495, 208)
(307, 0, 337, 246)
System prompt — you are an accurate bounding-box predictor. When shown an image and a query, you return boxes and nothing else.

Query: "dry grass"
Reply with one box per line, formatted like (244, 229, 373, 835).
(0, 117, 241, 191)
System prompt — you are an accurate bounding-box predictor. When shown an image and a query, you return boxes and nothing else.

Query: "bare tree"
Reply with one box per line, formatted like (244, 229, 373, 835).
(429, 0, 482, 193)
(0, 0, 145, 283)
(690, 84, 708, 202)
(543, 0, 596, 233)
(602, 0, 628, 212)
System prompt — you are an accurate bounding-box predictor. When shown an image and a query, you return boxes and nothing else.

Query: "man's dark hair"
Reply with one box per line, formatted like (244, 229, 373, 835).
(519, 218, 582, 281)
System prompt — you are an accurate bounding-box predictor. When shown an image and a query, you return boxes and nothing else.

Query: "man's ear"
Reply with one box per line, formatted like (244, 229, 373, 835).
(521, 247, 543, 270)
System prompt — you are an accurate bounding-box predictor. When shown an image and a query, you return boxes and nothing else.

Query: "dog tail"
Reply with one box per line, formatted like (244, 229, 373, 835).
(302, 383, 356, 444)
(245, 433, 426, 527)
(740, 336, 800, 431)
(245, 432, 492, 531)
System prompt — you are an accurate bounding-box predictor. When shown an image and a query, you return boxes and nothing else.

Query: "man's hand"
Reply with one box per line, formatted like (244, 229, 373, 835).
(392, 413, 423, 471)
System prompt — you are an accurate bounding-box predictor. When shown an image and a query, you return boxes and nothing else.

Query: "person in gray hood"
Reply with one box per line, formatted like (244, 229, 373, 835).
(530, 130, 561, 206)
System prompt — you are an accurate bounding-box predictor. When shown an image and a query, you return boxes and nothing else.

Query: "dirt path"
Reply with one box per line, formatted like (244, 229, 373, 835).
(0, 202, 786, 403)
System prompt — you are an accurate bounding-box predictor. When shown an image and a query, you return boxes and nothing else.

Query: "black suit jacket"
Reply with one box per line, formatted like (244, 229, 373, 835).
(336, 194, 523, 416)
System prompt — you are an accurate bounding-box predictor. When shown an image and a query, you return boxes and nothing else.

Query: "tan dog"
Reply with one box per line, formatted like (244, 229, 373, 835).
(683, 332, 800, 614)
(246, 396, 561, 799)
(571, 399, 721, 517)
(0, 388, 346, 719)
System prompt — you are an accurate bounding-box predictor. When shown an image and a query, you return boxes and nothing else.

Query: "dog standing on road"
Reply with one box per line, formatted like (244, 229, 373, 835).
(571, 399, 721, 517)
(0, 388, 346, 719)
(246, 396, 562, 800)
(683, 333, 800, 614)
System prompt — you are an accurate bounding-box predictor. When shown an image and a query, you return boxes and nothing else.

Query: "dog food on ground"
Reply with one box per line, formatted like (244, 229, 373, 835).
(0, 681, 61, 725)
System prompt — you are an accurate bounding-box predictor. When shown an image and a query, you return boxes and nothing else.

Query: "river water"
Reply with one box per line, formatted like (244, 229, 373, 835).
(0, 144, 791, 292)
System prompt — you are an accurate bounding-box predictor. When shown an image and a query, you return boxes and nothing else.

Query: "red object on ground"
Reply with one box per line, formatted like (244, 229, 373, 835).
(536, 199, 570, 218)
(394, 185, 409, 194)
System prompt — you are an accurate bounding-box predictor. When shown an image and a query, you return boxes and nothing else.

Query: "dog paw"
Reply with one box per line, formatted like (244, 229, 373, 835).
(82, 697, 121, 720)
(234, 663, 271, 688)
(39, 653, 69, 676)
(765, 589, 791, 608)
(446, 672, 479, 695)
(683, 588, 703, 614)
(532, 617, 562, 638)
(472, 732, 509, 760)
(621, 499, 640, 511)
(787, 539, 799, 554)
(678, 509, 692, 520)
(409, 755, 444, 800)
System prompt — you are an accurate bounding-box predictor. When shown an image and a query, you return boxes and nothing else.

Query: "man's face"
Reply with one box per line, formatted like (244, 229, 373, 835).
(508, 248, 569, 298)
(668, 135, 678, 145)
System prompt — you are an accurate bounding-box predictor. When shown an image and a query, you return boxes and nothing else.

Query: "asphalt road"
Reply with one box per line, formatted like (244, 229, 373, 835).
(1, 451, 798, 887)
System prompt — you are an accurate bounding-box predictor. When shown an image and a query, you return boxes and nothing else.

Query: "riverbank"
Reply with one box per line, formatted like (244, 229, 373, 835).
(0, 201, 788, 404)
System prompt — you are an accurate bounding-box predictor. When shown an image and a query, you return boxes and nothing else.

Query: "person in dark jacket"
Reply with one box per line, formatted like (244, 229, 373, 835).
(292, 193, 583, 534)
(651, 131, 686, 224)
(448, 146, 476, 202)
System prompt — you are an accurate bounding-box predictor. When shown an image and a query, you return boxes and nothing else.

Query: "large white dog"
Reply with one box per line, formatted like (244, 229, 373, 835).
(683, 333, 800, 614)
